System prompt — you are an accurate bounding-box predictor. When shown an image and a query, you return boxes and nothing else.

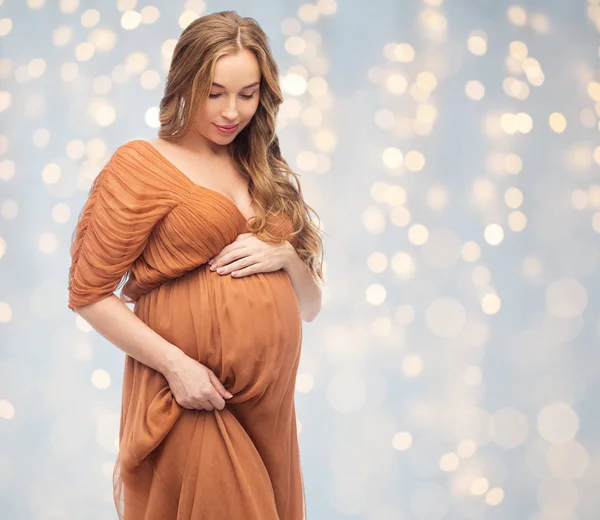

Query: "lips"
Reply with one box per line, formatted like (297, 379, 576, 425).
(215, 124, 239, 129)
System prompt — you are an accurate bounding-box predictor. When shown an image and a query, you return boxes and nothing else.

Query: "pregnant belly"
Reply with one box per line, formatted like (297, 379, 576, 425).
(134, 264, 302, 398)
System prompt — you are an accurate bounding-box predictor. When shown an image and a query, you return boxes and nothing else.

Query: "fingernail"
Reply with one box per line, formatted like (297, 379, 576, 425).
(226, 392, 233, 398)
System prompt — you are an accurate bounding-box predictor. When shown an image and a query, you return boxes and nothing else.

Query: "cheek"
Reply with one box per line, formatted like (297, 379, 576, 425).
(200, 104, 219, 121)
(243, 101, 260, 120)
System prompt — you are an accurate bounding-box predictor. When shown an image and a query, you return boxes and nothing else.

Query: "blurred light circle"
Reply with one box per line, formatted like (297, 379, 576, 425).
(470, 477, 489, 496)
(467, 34, 487, 55)
(426, 185, 448, 211)
(481, 293, 501, 315)
(362, 207, 387, 234)
(522, 256, 542, 278)
(32, 128, 51, 148)
(382, 147, 404, 168)
(52, 26, 73, 47)
(38, 233, 58, 254)
(144, 106, 160, 128)
(405, 150, 425, 172)
(385, 73, 408, 95)
(408, 224, 429, 245)
(42, 163, 61, 184)
(457, 439, 477, 458)
(546, 278, 588, 319)
(402, 354, 423, 377)
(91, 369, 111, 389)
(367, 251, 388, 273)
(296, 373, 315, 393)
(537, 479, 578, 514)
(1, 199, 18, 220)
(461, 241, 481, 262)
(121, 10, 142, 30)
(374, 109, 395, 129)
(391, 252, 416, 279)
(426, 297, 466, 337)
(281, 73, 307, 96)
(485, 487, 505, 506)
(537, 402, 579, 443)
(366, 284, 387, 305)
(465, 80, 485, 100)
(0, 399, 15, 420)
(439, 452, 459, 472)
(392, 431, 413, 451)
(484, 224, 504, 245)
(0, 302, 12, 323)
(140, 6, 160, 24)
(546, 441, 590, 480)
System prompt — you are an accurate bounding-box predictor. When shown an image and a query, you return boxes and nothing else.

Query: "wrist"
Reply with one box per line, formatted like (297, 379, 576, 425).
(282, 240, 295, 272)
(159, 342, 186, 378)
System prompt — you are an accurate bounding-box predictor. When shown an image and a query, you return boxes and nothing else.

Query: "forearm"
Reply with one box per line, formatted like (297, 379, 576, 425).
(74, 294, 184, 376)
(283, 242, 322, 322)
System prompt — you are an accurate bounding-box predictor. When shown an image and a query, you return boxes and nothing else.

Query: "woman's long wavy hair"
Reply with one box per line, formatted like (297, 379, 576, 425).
(157, 10, 326, 286)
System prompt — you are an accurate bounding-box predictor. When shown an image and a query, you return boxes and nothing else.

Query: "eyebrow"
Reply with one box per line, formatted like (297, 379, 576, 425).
(212, 81, 260, 90)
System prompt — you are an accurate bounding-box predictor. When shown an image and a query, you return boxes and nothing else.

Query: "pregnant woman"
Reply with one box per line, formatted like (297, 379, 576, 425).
(67, 11, 324, 520)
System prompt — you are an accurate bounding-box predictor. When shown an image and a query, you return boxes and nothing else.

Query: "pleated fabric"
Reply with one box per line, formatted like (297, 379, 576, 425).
(68, 140, 306, 520)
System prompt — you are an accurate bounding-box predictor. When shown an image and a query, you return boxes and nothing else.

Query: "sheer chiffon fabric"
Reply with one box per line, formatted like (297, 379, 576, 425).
(68, 141, 306, 519)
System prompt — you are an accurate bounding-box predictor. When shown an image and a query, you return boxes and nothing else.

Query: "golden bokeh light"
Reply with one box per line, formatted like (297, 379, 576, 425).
(382, 147, 404, 169)
(549, 112, 567, 133)
(391, 252, 416, 279)
(385, 73, 408, 95)
(484, 224, 504, 245)
(467, 32, 487, 55)
(465, 80, 485, 100)
(507, 5, 528, 26)
(392, 431, 413, 451)
(461, 241, 481, 262)
(408, 224, 429, 245)
(121, 10, 142, 30)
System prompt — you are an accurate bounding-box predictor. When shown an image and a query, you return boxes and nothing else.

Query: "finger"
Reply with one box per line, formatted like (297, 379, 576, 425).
(209, 391, 226, 410)
(211, 248, 247, 270)
(231, 263, 260, 277)
(209, 371, 233, 399)
(216, 258, 247, 275)
(201, 401, 214, 411)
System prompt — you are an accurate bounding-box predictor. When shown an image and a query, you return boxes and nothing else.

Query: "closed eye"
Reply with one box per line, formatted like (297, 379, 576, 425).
(209, 93, 255, 99)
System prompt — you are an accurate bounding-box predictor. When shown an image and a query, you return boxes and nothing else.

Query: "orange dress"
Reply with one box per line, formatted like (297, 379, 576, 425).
(67, 140, 306, 519)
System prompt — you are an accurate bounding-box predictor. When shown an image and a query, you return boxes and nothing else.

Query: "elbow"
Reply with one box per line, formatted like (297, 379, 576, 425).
(301, 303, 322, 323)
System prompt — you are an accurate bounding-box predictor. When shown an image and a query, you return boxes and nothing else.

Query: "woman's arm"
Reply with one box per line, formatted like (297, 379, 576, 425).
(282, 241, 322, 322)
(74, 294, 184, 375)
(75, 294, 232, 410)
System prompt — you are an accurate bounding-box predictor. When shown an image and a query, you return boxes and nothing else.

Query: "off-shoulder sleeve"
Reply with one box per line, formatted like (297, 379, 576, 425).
(67, 144, 177, 311)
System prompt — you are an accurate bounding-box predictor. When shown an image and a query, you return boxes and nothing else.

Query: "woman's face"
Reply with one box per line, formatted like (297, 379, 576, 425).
(194, 49, 261, 146)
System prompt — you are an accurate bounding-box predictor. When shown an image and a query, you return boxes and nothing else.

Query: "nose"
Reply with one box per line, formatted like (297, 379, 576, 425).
(221, 97, 239, 121)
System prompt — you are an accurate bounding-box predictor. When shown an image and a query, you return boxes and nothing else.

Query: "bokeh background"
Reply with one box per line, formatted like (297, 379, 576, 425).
(2, 0, 600, 519)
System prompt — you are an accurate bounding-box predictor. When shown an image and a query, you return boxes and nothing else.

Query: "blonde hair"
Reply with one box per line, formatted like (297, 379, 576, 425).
(158, 10, 326, 286)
